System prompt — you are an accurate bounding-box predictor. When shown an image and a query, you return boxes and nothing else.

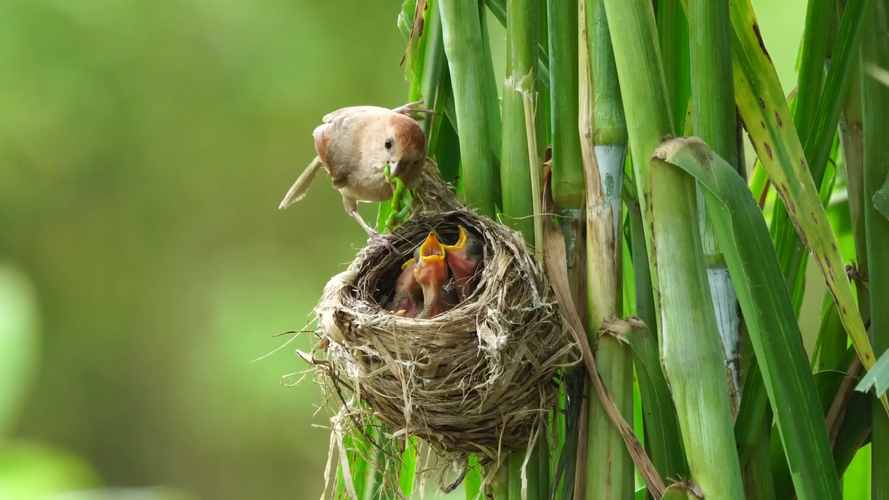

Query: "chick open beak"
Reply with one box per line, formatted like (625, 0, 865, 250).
(442, 225, 468, 252)
(417, 232, 445, 263)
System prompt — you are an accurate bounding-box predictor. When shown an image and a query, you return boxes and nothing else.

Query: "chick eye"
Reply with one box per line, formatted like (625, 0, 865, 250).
(384, 138, 394, 150)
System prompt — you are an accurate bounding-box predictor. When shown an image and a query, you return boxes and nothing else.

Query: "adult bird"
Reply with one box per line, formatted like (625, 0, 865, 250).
(277, 104, 428, 237)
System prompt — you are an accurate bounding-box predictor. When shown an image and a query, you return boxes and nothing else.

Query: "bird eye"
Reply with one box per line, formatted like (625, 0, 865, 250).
(384, 138, 394, 150)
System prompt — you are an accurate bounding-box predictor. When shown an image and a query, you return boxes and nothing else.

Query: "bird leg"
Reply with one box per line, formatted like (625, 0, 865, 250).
(342, 195, 398, 252)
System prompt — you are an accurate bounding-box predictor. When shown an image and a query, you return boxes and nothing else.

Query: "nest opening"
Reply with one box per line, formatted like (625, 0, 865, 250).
(310, 208, 579, 475)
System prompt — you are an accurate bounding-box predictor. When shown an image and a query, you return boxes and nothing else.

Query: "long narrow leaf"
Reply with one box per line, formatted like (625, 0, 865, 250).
(770, 0, 872, 309)
(728, 0, 881, 386)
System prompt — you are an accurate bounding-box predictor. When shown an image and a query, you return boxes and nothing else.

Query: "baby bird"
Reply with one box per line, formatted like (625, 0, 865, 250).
(412, 232, 451, 319)
(278, 105, 428, 236)
(442, 226, 483, 301)
(387, 257, 422, 317)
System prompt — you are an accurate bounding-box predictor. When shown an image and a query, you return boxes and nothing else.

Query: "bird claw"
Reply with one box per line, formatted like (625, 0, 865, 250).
(367, 230, 400, 255)
(392, 101, 435, 119)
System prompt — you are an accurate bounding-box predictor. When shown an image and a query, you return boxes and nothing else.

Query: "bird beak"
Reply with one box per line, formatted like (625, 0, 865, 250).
(417, 232, 445, 262)
(389, 160, 402, 179)
(442, 226, 469, 251)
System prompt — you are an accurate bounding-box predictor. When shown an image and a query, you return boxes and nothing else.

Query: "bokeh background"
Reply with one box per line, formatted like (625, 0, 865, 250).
(0, 1, 806, 499)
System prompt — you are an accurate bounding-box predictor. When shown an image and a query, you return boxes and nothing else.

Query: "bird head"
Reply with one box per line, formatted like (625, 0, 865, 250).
(442, 225, 483, 300)
(385, 114, 426, 184)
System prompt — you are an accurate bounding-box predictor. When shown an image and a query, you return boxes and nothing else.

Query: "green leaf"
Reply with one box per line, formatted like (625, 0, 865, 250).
(653, 137, 842, 500)
(729, 0, 880, 385)
(856, 349, 889, 397)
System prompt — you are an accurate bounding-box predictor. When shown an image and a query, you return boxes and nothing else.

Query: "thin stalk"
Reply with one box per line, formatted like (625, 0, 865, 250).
(521, 92, 545, 265)
(438, 0, 502, 216)
(840, 54, 870, 324)
(688, 0, 742, 407)
(579, 2, 632, 499)
(547, 0, 585, 210)
(602, 1, 745, 497)
(861, 1, 889, 495)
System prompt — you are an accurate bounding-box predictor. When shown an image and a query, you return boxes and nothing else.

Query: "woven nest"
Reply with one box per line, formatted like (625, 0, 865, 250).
(308, 164, 578, 467)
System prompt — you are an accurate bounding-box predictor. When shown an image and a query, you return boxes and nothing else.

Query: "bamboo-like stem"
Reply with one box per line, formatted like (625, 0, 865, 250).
(861, 0, 889, 494)
(687, 0, 742, 406)
(602, 1, 744, 498)
(501, 2, 547, 496)
(579, 2, 632, 499)
(547, 0, 585, 210)
(439, 0, 502, 216)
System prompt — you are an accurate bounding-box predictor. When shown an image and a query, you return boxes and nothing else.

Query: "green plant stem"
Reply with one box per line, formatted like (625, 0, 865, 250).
(580, 2, 633, 498)
(688, 0, 742, 407)
(438, 0, 501, 216)
(602, 1, 744, 497)
(862, 1, 889, 495)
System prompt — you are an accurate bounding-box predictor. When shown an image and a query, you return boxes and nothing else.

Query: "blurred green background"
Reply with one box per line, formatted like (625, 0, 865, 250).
(0, 1, 810, 499)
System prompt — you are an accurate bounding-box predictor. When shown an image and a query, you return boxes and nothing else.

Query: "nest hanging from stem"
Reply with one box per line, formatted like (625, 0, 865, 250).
(306, 163, 579, 469)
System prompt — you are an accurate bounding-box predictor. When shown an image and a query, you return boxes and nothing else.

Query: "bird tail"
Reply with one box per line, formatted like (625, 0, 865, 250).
(278, 156, 323, 210)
